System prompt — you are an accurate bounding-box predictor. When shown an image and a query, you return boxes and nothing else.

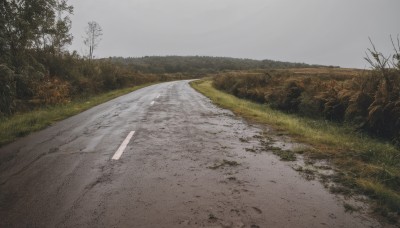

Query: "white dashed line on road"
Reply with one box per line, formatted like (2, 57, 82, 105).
(156, 94, 160, 99)
(112, 131, 135, 160)
(150, 101, 155, 106)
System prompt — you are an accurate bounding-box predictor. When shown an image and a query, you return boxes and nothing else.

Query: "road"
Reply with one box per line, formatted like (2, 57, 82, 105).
(0, 80, 383, 227)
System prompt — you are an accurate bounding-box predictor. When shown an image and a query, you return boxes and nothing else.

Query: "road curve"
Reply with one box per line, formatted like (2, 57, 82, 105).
(0, 80, 382, 227)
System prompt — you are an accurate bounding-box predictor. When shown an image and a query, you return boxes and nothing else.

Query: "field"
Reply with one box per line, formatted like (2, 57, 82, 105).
(212, 67, 400, 143)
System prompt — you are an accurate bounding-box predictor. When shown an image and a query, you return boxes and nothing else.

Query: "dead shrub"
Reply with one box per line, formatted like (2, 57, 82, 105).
(33, 76, 71, 105)
(268, 80, 304, 113)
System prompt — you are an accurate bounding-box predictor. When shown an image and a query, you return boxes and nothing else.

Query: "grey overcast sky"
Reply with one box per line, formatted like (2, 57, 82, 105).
(68, 0, 400, 68)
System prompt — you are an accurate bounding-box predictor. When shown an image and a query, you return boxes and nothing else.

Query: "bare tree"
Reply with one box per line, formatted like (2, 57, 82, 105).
(83, 21, 103, 60)
(390, 34, 400, 69)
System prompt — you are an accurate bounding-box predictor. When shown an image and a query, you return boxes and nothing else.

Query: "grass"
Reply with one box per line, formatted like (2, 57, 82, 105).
(273, 149, 297, 161)
(208, 159, 240, 170)
(343, 203, 360, 213)
(0, 82, 159, 147)
(191, 79, 400, 221)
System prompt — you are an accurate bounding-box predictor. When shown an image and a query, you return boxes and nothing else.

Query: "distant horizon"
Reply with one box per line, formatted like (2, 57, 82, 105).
(75, 50, 378, 70)
(97, 55, 354, 69)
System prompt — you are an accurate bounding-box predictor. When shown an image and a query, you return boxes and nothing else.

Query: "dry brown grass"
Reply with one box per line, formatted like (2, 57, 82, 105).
(212, 68, 400, 143)
(283, 67, 365, 77)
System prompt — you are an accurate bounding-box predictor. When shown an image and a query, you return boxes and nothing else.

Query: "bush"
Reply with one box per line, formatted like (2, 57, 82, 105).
(15, 65, 46, 99)
(33, 76, 71, 105)
(268, 80, 304, 113)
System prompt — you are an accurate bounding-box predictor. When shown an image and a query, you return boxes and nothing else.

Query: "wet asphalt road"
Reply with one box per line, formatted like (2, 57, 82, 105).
(0, 80, 384, 227)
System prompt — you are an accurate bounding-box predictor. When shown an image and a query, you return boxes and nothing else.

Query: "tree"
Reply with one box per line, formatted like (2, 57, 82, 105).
(83, 21, 102, 61)
(0, 0, 73, 67)
(49, 0, 74, 54)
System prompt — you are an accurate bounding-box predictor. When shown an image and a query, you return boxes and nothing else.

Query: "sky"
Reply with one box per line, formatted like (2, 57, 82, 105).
(68, 0, 400, 68)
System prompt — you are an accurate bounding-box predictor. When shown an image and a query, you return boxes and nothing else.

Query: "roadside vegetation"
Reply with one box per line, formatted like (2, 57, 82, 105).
(0, 83, 158, 146)
(212, 63, 400, 145)
(191, 40, 400, 222)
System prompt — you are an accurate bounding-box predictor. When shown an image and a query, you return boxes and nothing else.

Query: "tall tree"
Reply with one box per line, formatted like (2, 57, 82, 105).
(49, 0, 73, 54)
(83, 21, 102, 61)
(0, 0, 73, 68)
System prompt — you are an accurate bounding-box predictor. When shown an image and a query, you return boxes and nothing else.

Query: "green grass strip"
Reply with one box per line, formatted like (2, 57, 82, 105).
(0, 82, 159, 146)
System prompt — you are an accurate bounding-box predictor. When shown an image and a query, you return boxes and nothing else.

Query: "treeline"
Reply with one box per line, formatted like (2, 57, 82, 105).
(109, 56, 334, 75)
(213, 44, 400, 144)
(0, 1, 182, 117)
